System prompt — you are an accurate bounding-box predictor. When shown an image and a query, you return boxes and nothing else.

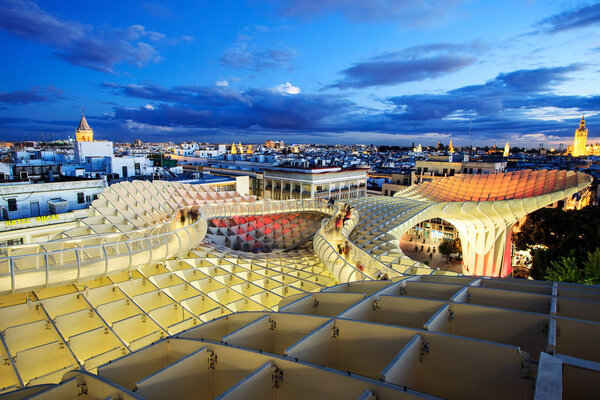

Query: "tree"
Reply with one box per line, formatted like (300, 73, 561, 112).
(515, 206, 600, 282)
(452, 238, 462, 259)
(544, 248, 600, 285)
(439, 238, 462, 261)
(545, 257, 581, 283)
(583, 248, 600, 285)
(439, 241, 454, 261)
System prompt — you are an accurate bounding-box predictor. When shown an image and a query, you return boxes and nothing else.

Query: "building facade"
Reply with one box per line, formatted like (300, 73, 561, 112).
(262, 166, 368, 200)
(0, 179, 106, 221)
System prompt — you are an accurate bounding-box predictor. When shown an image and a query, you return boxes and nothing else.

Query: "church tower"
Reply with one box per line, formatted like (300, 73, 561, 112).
(572, 115, 588, 157)
(75, 109, 94, 142)
(503, 141, 510, 157)
(448, 139, 454, 154)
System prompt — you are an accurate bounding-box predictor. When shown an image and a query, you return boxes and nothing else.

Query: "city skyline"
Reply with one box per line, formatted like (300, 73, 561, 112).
(0, 0, 599, 146)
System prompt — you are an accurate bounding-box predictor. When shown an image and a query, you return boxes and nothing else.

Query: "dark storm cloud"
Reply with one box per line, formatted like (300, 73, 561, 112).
(274, 0, 462, 25)
(536, 2, 600, 33)
(0, 87, 63, 104)
(0, 0, 164, 72)
(326, 41, 483, 89)
(386, 65, 588, 120)
(327, 55, 475, 89)
(104, 83, 354, 130)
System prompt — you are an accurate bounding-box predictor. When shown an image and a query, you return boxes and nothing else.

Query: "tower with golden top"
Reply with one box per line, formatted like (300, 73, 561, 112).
(572, 115, 588, 157)
(75, 109, 94, 142)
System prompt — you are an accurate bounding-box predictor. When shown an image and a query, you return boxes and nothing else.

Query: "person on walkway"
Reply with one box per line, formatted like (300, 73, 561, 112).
(335, 215, 343, 231)
(327, 197, 335, 211)
(180, 211, 186, 225)
(189, 208, 198, 223)
(343, 206, 352, 226)
(343, 241, 351, 258)
(337, 243, 343, 254)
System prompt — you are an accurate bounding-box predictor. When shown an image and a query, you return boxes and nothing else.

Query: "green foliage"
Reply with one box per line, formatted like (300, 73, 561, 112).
(582, 248, 600, 285)
(545, 257, 581, 283)
(438, 241, 453, 260)
(544, 248, 600, 285)
(438, 238, 462, 261)
(515, 206, 600, 283)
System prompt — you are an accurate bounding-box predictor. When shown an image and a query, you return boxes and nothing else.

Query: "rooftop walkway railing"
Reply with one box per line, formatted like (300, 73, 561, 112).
(312, 203, 385, 283)
(0, 199, 329, 295)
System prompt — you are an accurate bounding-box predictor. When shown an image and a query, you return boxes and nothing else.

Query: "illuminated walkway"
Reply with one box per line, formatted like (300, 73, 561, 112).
(348, 169, 592, 276)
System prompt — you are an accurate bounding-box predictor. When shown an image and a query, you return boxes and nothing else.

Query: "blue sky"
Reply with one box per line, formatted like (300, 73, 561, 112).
(0, 0, 599, 146)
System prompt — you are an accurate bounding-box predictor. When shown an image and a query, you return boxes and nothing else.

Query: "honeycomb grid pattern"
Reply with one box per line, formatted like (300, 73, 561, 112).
(0, 243, 336, 392)
(5, 276, 597, 399)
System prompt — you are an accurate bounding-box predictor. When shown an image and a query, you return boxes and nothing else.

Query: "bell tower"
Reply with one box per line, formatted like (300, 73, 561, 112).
(572, 115, 587, 157)
(75, 108, 94, 142)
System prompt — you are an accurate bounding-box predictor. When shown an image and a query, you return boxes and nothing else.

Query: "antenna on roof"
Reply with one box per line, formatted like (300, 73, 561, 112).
(81, 106, 84, 115)
(468, 119, 472, 154)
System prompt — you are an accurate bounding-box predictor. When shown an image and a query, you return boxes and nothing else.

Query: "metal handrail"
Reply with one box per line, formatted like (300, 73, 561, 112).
(312, 203, 372, 283)
(338, 207, 402, 279)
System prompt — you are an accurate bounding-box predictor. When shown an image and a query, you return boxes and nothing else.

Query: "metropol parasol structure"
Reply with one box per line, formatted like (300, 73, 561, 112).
(0, 169, 597, 399)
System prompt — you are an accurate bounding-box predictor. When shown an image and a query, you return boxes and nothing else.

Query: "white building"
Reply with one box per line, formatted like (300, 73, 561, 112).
(0, 179, 106, 221)
(74, 140, 113, 164)
(262, 166, 368, 200)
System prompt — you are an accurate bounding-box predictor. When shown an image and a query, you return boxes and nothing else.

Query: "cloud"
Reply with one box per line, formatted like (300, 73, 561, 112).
(386, 64, 588, 121)
(274, 0, 464, 25)
(536, 2, 600, 33)
(273, 82, 300, 94)
(219, 27, 295, 71)
(98, 61, 600, 145)
(327, 42, 482, 89)
(103, 82, 353, 131)
(215, 80, 229, 87)
(0, 87, 63, 104)
(0, 0, 165, 72)
(220, 45, 296, 71)
(329, 55, 474, 89)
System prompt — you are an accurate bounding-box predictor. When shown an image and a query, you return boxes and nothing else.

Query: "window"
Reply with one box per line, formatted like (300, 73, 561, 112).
(86, 195, 91, 202)
(0, 238, 23, 247)
(92, 194, 99, 200)
(7, 198, 17, 211)
(77, 192, 85, 204)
